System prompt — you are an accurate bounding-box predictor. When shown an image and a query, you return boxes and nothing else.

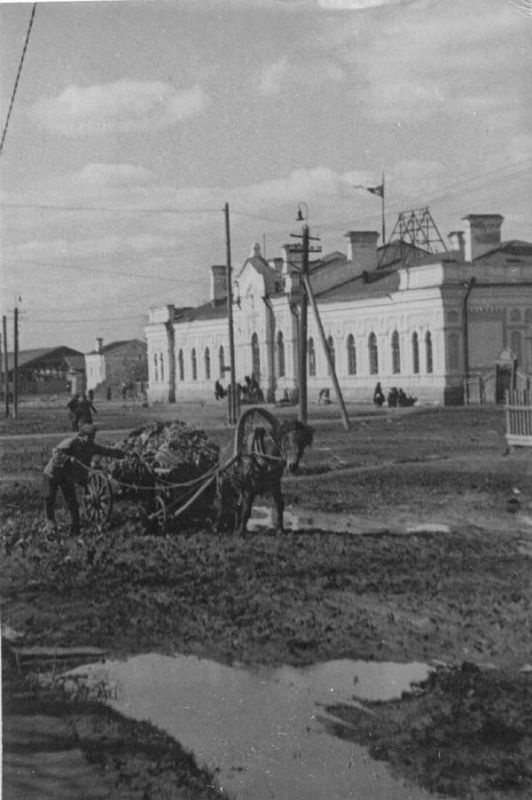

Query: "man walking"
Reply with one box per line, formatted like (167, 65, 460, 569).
(43, 424, 125, 535)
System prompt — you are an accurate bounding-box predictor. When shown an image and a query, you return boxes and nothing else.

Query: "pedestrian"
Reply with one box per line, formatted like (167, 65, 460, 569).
(66, 394, 80, 431)
(214, 380, 225, 400)
(373, 382, 385, 407)
(43, 424, 125, 536)
(77, 392, 97, 427)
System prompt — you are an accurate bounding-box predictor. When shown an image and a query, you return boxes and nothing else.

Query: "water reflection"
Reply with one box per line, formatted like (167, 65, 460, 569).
(79, 655, 436, 800)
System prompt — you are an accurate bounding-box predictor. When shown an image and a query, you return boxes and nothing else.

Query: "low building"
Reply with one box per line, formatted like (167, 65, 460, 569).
(1, 346, 85, 396)
(84, 337, 148, 397)
(145, 213, 532, 406)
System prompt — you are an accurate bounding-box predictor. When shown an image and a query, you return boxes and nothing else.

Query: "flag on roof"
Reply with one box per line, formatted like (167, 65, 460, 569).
(353, 183, 384, 198)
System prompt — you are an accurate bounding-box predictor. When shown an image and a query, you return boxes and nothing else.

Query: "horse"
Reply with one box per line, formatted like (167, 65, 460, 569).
(215, 417, 314, 535)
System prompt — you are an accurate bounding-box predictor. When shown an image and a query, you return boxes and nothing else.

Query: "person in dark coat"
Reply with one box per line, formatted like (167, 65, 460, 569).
(373, 382, 385, 407)
(66, 394, 80, 431)
(43, 424, 125, 535)
(214, 380, 226, 400)
(76, 393, 97, 427)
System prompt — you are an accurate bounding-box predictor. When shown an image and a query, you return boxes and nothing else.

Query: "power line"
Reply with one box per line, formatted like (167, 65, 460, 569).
(2, 257, 206, 285)
(0, 3, 37, 156)
(0, 202, 222, 215)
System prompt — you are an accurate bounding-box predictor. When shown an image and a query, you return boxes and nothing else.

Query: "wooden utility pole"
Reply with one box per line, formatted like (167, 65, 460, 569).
(302, 272, 350, 431)
(224, 202, 237, 424)
(298, 222, 310, 423)
(13, 305, 19, 418)
(2, 315, 9, 417)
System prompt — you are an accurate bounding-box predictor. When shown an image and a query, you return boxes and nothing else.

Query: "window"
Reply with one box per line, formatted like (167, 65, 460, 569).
(277, 332, 285, 378)
(218, 346, 225, 379)
(308, 337, 316, 377)
(346, 334, 356, 375)
(160, 353, 165, 382)
(204, 348, 211, 380)
(510, 331, 522, 365)
(425, 331, 433, 374)
(368, 333, 378, 375)
(327, 336, 335, 375)
(178, 349, 184, 381)
(412, 332, 419, 374)
(191, 348, 197, 380)
(391, 330, 401, 374)
(251, 333, 260, 382)
(154, 353, 159, 382)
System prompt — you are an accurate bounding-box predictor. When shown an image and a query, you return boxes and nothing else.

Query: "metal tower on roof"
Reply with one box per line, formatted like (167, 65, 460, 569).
(385, 206, 448, 266)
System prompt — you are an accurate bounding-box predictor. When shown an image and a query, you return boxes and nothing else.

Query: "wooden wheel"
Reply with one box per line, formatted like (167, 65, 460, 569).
(149, 494, 168, 534)
(234, 406, 281, 457)
(83, 473, 114, 528)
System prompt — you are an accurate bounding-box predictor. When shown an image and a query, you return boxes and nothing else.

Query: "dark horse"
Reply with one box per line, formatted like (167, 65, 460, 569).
(216, 417, 313, 535)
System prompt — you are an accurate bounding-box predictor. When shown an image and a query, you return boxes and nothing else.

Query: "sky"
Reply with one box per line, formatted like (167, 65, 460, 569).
(0, 0, 531, 353)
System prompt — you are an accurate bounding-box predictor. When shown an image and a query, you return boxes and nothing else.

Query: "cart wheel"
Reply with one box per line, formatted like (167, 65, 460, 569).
(150, 495, 168, 534)
(83, 473, 113, 528)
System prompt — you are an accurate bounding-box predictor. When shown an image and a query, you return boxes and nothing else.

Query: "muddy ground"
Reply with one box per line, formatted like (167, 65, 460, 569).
(2, 401, 532, 798)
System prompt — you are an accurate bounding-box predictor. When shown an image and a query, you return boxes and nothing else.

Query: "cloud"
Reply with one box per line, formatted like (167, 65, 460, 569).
(317, 0, 402, 8)
(259, 55, 345, 94)
(318, 0, 529, 123)
(30, 81, 209, 135)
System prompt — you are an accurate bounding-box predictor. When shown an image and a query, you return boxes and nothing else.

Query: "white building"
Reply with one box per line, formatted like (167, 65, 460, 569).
(145, 213, 532, 406)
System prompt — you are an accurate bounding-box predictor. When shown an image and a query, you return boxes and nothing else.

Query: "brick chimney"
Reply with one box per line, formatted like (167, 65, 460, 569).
(282, 243, 303, 292)
(462, 214, 504, 262)
(210, 265, 227, 303)
(448, 230, 465, 259)
(345, 231, 379, 276)
(96, 337, 103, 353)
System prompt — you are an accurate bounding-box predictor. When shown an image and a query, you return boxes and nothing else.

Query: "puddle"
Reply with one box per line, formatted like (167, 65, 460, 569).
(75, 654, 437, 800)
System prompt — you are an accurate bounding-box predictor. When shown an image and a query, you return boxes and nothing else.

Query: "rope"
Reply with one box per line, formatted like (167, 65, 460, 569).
(0, 3, 37, 156)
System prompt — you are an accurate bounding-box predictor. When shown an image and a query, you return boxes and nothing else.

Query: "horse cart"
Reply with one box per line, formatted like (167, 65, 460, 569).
(81, 409, 310, 534)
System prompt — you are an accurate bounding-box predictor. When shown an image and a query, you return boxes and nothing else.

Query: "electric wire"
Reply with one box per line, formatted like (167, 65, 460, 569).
(0, 3, 37, 156)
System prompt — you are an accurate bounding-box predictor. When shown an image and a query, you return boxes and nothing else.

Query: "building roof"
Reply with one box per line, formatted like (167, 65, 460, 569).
(5, 346, 84, 369)
(474, 239, 532, 261)
(178, 297, 228, 323)
(87, 338, 146, 355)
(315, 268, 401, 304)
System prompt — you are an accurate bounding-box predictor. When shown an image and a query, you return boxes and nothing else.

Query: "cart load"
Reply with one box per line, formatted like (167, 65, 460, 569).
(103, 421, 220, 531)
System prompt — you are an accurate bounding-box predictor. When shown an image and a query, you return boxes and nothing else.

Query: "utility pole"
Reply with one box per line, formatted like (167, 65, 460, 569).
(463, 277, 476, 405)
(302, 273, 350, 432)
(2, 315, 9, 417)
(224, 202, 237, 424)
(13, 305, 19, 418)
(291, 204, 315, 423)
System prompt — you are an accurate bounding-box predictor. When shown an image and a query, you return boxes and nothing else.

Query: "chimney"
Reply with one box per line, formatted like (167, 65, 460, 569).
(96, 337, 103, 353)
(210, 265, 227, 303)
(345, 231, 379, 276)
(448, 230, 465, 259)
(282, 243, 303, 293)
(462, 214, 504, 262)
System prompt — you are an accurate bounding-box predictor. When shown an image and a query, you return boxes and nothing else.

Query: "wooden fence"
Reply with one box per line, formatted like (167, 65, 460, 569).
(505, 390, 532, 449)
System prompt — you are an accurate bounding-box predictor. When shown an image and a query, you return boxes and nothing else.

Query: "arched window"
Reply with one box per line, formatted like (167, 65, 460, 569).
(251, 333, 260, 383)
(191, 348, 197, 381)
(391, 330, 401, 374)
(160, 353, 165, 382)
(346, 334, 356, 375)
(204, 348, 211, 380)
(425, 331, 433, 374)
(178, 349, 184, 381)
(368, 333, 378, 375)
(412, 332, 420, 374)
(277, 331, 285, 377)
(218, 346, 225, 379)
(308, 337, 316, 377)
(510, 331, 522, 365)
(327, 336, 335, 375)
(154, 353, 159, 382)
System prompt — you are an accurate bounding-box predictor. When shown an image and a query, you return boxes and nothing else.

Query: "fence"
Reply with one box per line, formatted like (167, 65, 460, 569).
(505, 390, 532, 449)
